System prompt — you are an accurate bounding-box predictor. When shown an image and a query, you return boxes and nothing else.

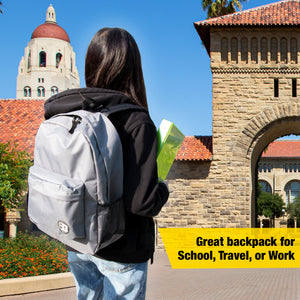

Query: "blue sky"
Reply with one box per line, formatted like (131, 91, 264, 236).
(0, 0, 277, 136)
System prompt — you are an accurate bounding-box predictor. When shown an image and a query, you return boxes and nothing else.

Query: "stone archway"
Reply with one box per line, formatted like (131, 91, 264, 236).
(233, 103, 300, 226)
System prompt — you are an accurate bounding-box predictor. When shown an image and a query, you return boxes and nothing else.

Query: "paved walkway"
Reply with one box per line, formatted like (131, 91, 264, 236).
(2, 251, 300, 300)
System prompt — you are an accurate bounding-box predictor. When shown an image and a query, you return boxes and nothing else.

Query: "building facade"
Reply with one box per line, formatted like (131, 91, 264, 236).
(156, 0, 300, 235)
(259, 140, 300, 207)
(16, 5, 80, 100)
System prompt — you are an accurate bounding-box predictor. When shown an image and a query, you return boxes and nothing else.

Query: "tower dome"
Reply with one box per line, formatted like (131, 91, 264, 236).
(31, 4, 70, 43)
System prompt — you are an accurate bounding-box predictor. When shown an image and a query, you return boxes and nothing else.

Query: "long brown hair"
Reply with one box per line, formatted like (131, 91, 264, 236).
(85, 27, 148, 109)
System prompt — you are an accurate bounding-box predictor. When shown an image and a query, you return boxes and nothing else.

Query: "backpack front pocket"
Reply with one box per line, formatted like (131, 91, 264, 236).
(28, 166, 85, 239)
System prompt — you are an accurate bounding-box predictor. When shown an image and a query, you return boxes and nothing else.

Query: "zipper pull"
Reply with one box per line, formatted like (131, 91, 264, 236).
(69, 116, 82, 134)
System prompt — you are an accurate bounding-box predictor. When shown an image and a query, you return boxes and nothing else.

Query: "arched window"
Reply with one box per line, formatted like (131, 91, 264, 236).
(221, 38, 228, 62)
(280, 38, 287, 63)
(271, 37, 278, 63)
(39, 51, 46, 67)
(23, 86, 31, 97)
(258, 180, 272, 193)
(251, 38, 258, 63)
(260, 37, 268, 63)
(27, 50, 31, 69)
(285, 181, 300, 206)
(51, 86, 59, 95)
(56, 53, 62, 68)
(231, 38, 238, 63)
(70, 57, 73, 73)
(37, 86, 45, 97)
(291, 38, 298, 63)
(241, 37, 248, 63)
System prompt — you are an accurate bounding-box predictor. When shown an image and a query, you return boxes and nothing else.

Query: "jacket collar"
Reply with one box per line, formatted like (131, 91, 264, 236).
(44, 87, 134, 119)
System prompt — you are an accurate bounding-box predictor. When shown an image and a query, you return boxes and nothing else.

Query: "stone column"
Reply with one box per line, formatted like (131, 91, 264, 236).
(5, 209, 21, 238)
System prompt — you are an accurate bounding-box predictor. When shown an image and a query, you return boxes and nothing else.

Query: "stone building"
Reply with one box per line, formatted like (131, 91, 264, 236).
(156, 0, 300, 231)
(16, 4, 80, 99)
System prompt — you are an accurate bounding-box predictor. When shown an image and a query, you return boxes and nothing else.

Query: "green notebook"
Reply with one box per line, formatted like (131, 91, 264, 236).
(157, 119, 185, 180)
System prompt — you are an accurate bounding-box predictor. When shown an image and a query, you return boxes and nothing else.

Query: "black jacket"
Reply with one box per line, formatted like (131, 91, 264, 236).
(44, 87, 169, 263)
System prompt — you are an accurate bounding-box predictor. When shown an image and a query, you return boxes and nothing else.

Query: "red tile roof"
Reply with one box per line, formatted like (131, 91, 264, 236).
(175, 136, 212, 161)
(195, 0, 300, 54)
(0, 100, 45, 156)
(261, 140, 300, 158)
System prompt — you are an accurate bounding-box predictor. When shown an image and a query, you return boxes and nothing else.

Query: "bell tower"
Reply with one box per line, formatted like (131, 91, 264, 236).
(16, 4, 80, 99)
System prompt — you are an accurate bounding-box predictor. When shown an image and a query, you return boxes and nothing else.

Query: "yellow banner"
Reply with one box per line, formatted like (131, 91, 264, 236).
(159, 228, 300, 269)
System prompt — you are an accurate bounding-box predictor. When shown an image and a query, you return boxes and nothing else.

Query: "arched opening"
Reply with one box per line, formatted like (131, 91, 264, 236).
(250, 117, 300, 227)
(251, 37, 258, 63)
(291, 38, 298, 63)
(23, 86, 31, 97)
(241, 37, 248, 63)
(285, 180, 300, 206)
(56, 53, 62, 68)
(260, 37, 268, 63)
(51, 86, 59, 95)
(37, 86, 45, 97)
(231, 37, 238, 63)
(39, 51, 46, 67)
(221, 38, 228, 63)
(258, 180, 272, 193)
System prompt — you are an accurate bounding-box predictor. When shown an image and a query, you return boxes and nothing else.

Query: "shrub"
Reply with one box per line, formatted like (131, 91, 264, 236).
(0, 141, 31, 210)
(0, 232, 69, 279)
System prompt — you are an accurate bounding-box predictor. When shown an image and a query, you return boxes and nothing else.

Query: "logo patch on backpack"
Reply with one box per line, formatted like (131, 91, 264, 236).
(58, 221, 69, 234)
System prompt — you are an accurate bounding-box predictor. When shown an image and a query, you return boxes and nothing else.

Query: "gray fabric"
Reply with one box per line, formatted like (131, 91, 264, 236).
(28, 110, 125, 254)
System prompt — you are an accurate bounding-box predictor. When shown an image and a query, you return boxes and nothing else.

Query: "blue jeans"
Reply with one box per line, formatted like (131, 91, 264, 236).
(68, 251, 148, 300)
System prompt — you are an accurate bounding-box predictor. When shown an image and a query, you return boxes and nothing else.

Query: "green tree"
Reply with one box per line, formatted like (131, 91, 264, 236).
(286, 196, 300, 226)
(0, 142, 31, 211)
(202, 0, 247, 19)
(0, 2, 3, 14)
(257, 190, 284, 227)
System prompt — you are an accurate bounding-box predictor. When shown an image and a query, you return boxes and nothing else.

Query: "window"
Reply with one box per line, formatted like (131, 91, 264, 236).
(274, 79, 279, 97)
(292, 79, 297, 97)
(23, 86, 31, 97)
(37, 86, 45, 97)
(56, 53, 62, 68)
(285, 181, 300, 205)
(258, 180, 272, 193)
(39, 51, 46, 67)
(70, 57, 73, 72)
(221, 38, 228, 62)
(51, 86, 59, 95)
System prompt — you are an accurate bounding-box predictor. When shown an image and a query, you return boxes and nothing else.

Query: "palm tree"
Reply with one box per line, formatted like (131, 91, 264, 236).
(202, 0, 246, 19)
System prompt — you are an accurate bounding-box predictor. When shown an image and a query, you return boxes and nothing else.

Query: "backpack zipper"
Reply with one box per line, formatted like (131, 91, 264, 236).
(68, 116, 82, 134)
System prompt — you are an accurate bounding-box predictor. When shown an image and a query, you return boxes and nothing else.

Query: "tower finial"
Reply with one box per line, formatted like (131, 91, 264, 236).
(46, 4, 56, 24)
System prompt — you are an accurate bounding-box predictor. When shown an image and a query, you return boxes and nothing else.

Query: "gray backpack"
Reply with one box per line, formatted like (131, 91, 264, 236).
(28, 103, 143, 254)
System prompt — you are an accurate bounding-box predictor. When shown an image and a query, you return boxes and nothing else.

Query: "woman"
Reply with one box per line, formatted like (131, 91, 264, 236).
(44, 28, 169, 299)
